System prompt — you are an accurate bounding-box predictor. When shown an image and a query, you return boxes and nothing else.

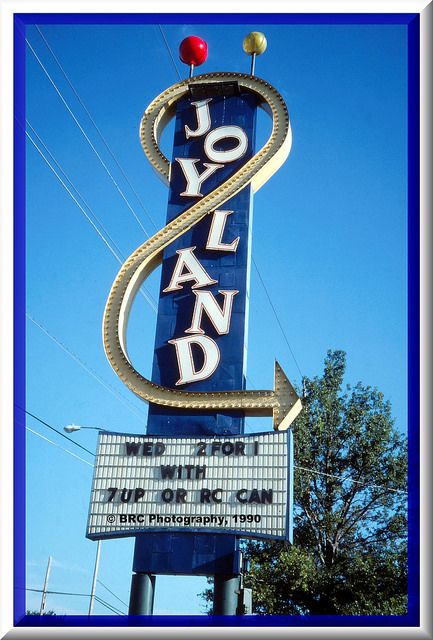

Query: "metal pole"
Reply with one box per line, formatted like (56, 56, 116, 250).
(39, 556, 52, 615)
(213, 574, 240, 615)
(129, 573, 156, 615)
(250, 53, 256, 76)
(88, 539, 101, 615)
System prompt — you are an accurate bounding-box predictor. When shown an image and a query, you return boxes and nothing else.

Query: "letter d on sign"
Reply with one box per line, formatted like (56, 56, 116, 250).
(168, 335, 220, 385)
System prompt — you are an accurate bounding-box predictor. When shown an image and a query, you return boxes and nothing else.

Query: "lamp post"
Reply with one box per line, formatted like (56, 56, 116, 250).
(88, 539, 101, 615)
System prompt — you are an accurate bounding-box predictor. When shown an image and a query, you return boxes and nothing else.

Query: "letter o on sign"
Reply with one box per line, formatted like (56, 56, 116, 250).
(204, 126, 248, 163)
(161, 489, 174, 503)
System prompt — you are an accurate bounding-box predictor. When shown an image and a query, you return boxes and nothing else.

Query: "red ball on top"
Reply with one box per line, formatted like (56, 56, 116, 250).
(179, 36, 208, 67)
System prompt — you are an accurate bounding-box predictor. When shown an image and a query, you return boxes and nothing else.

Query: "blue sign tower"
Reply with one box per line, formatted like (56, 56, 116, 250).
(133, 88, 258, 579)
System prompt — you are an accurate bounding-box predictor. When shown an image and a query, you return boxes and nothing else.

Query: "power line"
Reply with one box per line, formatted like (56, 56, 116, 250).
(26, 313, 149, 424)
(22, 409, 95, 458)
(25, 588, 125, 615)
(97, 579, 129, 609)
(35, 25, 158, 233)
(25, 130, 124, 263)
(25, 126, 157, 312)
(294, 465, 407, 495)
(26, 37, 151, 239)
(26, 427, 94, 467)
(158, 25, 182, 81)
(93, 594, 125, 616)
(26, 119, 128, 263)
(252, 257, 303, 379)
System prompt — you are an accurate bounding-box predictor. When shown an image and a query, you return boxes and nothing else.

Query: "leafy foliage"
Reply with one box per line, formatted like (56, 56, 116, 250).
(26, 610, 57, 615)
(201, 350, 407, 615)
(243, 350, 408, 615)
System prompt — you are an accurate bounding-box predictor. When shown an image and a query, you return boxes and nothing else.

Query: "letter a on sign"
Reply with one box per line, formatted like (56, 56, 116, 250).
(163, 247, 217, 293)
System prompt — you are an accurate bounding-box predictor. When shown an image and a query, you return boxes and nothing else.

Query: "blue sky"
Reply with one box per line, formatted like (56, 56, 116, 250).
(23, 18, 408, 616)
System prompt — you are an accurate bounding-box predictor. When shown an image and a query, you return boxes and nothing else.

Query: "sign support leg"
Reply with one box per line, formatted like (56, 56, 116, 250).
(88, 539, 101, 615)
(128, 572, 156, 615)
(213, 574, 240, 615)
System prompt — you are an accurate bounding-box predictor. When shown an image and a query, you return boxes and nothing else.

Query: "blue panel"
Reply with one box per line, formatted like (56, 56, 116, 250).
(134, 89, 257, 575)
(133, 532, 241, 577)
(148, 92, 257, 436)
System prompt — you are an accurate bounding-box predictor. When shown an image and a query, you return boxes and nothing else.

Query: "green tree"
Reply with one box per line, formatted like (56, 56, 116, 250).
(243, 350, 407, 615)
(26, 610, 57, 615)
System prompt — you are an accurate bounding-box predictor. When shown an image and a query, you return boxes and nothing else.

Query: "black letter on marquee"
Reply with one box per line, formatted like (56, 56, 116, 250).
(155, 442, 165, 455)
(260, 489, 273, 504)
(236, 489, 248, 503)
(211, 489, 222, 503)
(234, 441, 245, 456)
(162, 488, 174, 503)
(125, 442, 140, 456)
(160, 465, 177, 479)
(176, 489, 187, 503)
(106, 487, 117, 502)
(196, 442, 207, 456)
(120, 489, 132, 503)
(200, 489, 211, 503)
(134, 488, 145, 502)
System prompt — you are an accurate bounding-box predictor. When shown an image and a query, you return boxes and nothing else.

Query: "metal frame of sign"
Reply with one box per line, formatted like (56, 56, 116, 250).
(86, 429, 294, 543)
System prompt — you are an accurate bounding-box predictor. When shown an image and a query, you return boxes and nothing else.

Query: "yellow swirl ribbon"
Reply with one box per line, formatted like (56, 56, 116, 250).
(103, 72, 302, 430)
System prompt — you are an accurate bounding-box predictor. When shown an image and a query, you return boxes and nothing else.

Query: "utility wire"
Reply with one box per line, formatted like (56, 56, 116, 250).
(93, 594, 125, 616)
(26, 427, 94, 467)
(294, 465, 407, 495)
(26, 119, 127, 263)
(25, 588, 125, 615)
(25, 130, 123, 262)
(97, 579, 129, 609)
(22, 409, 95, 458)
(35, 25, 158, 233)
(26, 37, 151, 239)
(252, 257, 303, 379)
(158, 25, 182, 81)
(245, 375, 256, 390)
(26, 313, 149, 424)
(24, 129, 157, 313)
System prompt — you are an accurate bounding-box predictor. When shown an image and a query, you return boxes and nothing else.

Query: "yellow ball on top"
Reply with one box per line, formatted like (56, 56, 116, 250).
(242, 32, 267, 56)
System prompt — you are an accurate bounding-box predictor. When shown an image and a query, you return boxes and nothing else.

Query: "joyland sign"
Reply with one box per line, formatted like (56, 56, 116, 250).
(88, 34, 302, 560)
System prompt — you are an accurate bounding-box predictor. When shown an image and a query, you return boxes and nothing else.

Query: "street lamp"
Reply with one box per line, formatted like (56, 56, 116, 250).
(64, 424, 102, 433)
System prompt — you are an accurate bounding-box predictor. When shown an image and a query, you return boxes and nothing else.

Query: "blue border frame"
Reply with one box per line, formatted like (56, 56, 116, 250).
(14, 12, 420, 628)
